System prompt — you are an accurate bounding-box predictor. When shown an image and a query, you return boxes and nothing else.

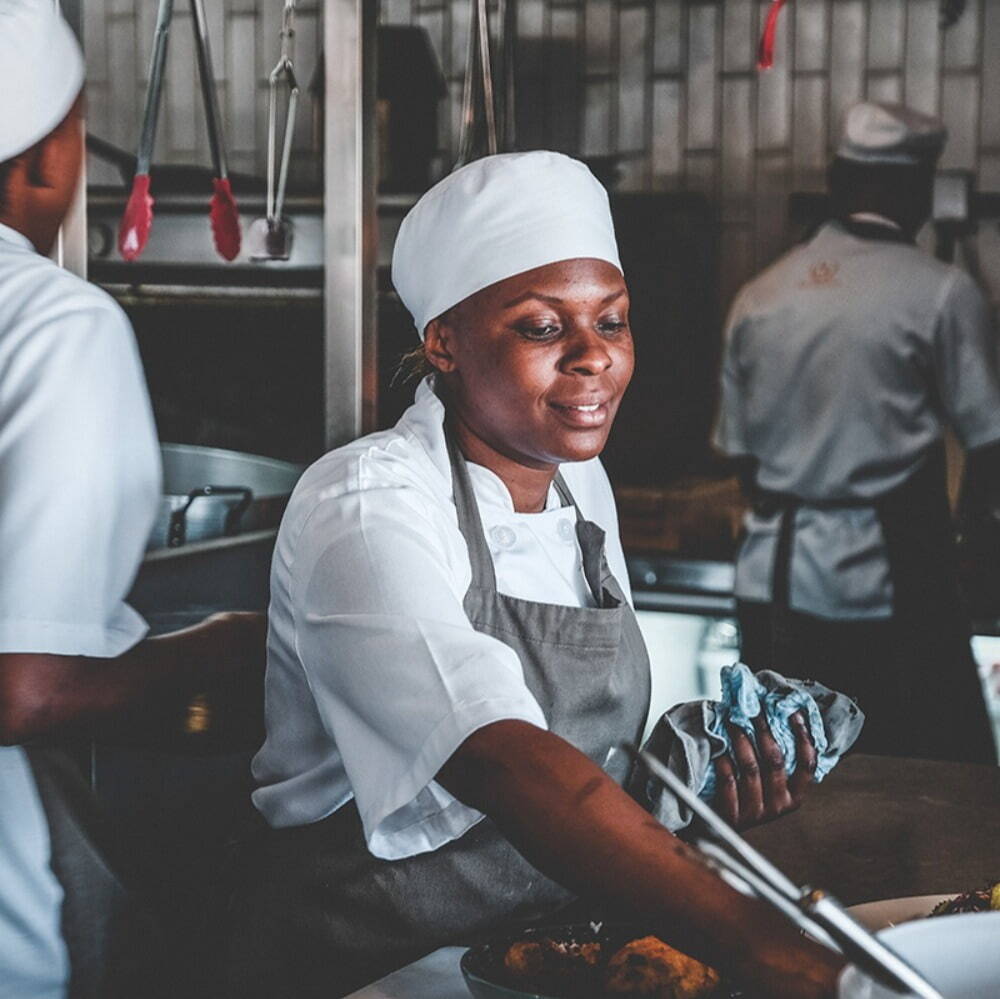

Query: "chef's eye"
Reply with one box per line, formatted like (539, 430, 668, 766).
(597, 318, 627, 336)
(516, 323, 561, 340)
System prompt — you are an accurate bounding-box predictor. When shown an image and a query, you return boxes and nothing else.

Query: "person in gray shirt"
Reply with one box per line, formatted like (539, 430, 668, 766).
(714, 101, 1000, 765)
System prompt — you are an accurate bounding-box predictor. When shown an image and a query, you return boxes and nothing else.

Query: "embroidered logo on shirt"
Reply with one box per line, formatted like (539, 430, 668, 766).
(799, 261, 840, 288)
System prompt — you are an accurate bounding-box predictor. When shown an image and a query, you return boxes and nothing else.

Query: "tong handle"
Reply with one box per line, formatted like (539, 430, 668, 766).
(266, 0, 299, 224)
(189, 0, 228, 180)
(136, 0, 175, 175)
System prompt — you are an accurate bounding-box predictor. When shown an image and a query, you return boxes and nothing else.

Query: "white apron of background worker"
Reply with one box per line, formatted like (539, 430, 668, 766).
(714, 102, 1000, 765)
(0, 4, 162, 996)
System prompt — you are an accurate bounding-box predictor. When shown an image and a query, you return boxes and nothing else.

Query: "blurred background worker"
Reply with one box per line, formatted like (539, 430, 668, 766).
(714, 101, 1000, 766)
(0, 4, 262, 996)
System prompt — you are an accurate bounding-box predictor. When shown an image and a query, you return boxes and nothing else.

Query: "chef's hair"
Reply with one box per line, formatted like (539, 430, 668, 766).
(0, 158, 15, 216)
(828, 155, 935, 223)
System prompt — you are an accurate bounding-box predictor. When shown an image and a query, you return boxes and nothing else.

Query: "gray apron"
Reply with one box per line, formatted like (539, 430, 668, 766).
(225, 429, 651, 998)
(26, 747, 168, 999)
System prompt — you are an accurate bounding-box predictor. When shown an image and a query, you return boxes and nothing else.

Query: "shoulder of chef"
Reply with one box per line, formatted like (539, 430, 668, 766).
(0, 231, 131, 347)
(283, 377, 609, 542)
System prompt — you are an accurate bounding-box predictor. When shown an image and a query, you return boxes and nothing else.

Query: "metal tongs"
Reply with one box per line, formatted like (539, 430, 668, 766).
(248, 0, 299, 262)
(455, 0, 516, 168)
(118, 0, 241, 262)
(631, 747, 945, 999)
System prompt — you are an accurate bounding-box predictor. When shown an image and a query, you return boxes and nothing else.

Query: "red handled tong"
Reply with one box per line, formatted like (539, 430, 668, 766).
(119, 0, 241, 261)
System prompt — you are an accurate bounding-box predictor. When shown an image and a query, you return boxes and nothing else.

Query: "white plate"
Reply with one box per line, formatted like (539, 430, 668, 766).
(846, 894, 954, 932)
(838, 910, 1000, 998)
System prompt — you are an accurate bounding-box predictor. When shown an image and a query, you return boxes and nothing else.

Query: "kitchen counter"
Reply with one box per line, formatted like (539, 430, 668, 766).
(347, 754, 1000, 998)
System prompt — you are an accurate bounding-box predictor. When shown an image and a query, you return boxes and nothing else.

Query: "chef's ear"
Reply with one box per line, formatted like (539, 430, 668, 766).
(424, 314, 460, 374)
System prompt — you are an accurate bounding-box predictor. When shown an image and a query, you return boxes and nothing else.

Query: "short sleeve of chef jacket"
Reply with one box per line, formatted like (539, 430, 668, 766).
(712, 285, 751, 456)
(286, 460, 550, 860)
(933, 269, 1000, 450)
(0, 268, 160, 657)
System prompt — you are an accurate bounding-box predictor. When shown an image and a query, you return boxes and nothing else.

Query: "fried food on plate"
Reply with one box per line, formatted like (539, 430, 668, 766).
(604, 935, 721, 998)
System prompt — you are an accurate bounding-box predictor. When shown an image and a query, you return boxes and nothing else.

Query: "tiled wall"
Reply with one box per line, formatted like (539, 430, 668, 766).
(82, 1, 1000, 307)
(381, 0, 1000, 309)
(82, 0, 324, 189)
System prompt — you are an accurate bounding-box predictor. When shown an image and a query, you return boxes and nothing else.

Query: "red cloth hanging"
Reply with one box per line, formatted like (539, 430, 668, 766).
(758, 0, 791, 70)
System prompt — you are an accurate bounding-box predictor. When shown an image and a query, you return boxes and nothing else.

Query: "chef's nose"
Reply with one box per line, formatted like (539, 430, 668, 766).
(563, 327, 613, 376)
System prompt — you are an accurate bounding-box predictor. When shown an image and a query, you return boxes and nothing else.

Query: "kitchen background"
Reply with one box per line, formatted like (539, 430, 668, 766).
(75, 0, 1000, 735)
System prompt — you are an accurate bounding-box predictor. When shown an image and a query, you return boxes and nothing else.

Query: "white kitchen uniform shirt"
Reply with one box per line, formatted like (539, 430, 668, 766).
(253, 376, 632, 860)
(0, 222, 160, 997)
(715, 218, 1000, 619)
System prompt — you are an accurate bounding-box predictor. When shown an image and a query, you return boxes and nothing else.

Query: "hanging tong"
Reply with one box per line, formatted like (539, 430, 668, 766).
(191, 0, 241, 260)
(118, 0, 241, 261)
(455, 0, 515, 167)
(630, 746, 945, 999)
(249, 0, 299, 262)
(118, 0, 173, 261)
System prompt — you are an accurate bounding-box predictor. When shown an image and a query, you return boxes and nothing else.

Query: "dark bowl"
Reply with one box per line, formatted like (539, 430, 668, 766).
(460, 922, 742, 999)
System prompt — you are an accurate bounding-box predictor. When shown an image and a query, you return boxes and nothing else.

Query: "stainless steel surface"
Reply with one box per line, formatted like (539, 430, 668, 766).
(324, 0, 377, 448)
(637, 749, 944, 999)
(149, 443, 302, 550)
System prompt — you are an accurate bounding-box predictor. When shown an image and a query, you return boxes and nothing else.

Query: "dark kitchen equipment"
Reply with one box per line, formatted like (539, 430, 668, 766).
(149, 444, 303, 549)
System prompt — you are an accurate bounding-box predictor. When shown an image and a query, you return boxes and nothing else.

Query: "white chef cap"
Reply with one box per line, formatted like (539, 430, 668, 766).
(0, 1, 85, 163)
(837, 101, 946, 167)
(392, 151, 622, 338)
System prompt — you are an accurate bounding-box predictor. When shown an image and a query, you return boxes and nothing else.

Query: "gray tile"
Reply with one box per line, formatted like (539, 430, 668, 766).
(904, 0, 941, 114)
(940, 73, 979, 171)
(723, 0, 754, 72)
(653, 0, 683, 74)
(757, 0, 791, 150)
(793, 0, 827, 73)
(983, 2, 1000, 145)
(943, 0, 980, 69)
(618, 5, 649, 152)
(829, 0, 865, 143)
(866, 71, 903, 105)
(585, 0, 615, 76)
(651, 78, 682, 188)
(792, 75, 827, 173)
(686, 3, 718, 150)
(582, 78, 613, 156)
(721, 75, 754, 203)
(867, 0, 904, 71)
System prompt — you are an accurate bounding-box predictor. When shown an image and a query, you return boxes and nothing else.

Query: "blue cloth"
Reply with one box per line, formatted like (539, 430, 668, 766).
(700, 663, 837, 801)
(635, 663, 865, 832)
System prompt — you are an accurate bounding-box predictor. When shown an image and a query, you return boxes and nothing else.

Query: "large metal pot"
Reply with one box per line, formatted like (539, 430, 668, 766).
(149, 444, 304, 549)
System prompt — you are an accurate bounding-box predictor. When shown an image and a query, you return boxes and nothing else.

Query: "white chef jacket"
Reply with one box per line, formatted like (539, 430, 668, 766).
(715, 217, 1000, 620)
(252, 376, 632, 860)
(0, 222, 160, 997)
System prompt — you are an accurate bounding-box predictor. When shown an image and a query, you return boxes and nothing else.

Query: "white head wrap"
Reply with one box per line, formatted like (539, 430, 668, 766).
(0, 1, 85, 163)
(837, 101, 946, 167)
(392, 151, 622, 338)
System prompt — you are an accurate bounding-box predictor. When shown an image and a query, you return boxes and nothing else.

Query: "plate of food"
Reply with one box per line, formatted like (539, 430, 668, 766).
(846, 880, 1000, 932)
(460, 923, 738, 999)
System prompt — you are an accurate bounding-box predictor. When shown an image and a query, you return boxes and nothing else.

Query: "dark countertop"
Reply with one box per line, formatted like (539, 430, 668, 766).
(744, 753, 1000, 906)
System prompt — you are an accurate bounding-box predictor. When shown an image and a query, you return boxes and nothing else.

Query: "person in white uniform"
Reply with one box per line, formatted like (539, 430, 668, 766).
(227, 151, 841, 999)
(0, 4, 263, 996)
(714, 101, 1000, 765)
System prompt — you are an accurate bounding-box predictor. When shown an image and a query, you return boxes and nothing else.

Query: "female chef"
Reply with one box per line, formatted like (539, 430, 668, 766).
(226, 152, 841, 999)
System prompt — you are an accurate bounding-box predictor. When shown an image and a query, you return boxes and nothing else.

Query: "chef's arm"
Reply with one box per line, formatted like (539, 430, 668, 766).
(0, 611, 265, 744)
(438, 720, 843, 999)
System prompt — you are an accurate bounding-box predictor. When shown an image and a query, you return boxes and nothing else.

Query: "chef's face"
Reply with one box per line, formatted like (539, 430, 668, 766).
(425, 257, 634, 469)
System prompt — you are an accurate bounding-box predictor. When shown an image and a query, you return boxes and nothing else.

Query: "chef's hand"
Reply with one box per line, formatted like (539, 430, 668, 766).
(712, 711, 816, 830)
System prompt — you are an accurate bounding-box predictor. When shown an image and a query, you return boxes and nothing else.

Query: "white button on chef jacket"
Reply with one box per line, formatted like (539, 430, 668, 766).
(253, 376, 632, 860)
(715, 217, 1000, 619)
(0, 222, 160, 997)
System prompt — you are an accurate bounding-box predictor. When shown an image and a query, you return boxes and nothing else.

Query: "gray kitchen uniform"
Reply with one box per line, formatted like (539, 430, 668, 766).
(225, 427, 651, 998)
(716, 217, 1000, 762)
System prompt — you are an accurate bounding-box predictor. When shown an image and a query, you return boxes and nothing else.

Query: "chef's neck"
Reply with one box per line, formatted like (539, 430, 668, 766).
(450, 415, 557, 514)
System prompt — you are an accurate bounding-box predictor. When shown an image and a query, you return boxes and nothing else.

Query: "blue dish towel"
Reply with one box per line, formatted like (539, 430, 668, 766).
(633, 663, 865, 832)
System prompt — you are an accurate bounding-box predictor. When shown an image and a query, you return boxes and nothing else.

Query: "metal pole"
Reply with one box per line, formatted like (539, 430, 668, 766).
(323, 0, 377, 448)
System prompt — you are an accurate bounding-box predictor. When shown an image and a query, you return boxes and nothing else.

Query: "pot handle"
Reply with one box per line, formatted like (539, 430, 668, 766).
(168, 486, 254, 547)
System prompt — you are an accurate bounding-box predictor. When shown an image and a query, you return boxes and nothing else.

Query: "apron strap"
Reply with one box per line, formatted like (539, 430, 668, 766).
(554, 471, 609, 607)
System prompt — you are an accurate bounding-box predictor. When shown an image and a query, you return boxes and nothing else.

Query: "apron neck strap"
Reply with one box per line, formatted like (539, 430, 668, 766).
(444, 422, 500, 593)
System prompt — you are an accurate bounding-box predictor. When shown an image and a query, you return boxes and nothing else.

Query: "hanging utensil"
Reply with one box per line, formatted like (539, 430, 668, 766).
(118, 0, 174, 261)
(630, 746, 945, 999)
(190, 0, 241, 261)
(456, 0, 498, 168)
(758, 0, 791, 71)
(248, 0, 299, 262)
